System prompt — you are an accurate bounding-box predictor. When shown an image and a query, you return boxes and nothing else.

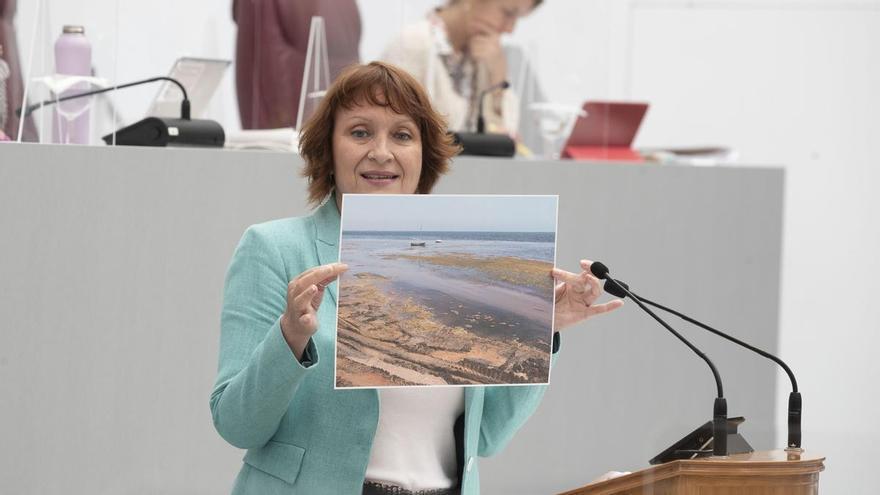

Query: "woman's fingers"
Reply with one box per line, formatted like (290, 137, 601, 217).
(551, 267, 579, 285)
(314, 273, 341, 291)
(578, 259, 605, 302)
(552, 261, 621, 306)
(290, 263, 326, 284)
(579, 259, 596, 274)
(290, 262, 348, 296)
(469, 17, 500, 36)
(302, 262, 348, 289)
(588, 299, 625, 315)
(584, 272, 602, 302)
(552, 267, 591, 295)
(298, 312, 316, 332)
(553, 281, 567, 303)
(284, 263, 348, 334)
(293, 284, 318, 313)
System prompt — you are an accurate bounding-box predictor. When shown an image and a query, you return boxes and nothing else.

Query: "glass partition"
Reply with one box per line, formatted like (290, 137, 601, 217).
(9, 0, 608, 154)
(14, 0, 119, 144)
(13, 0, 241, 147)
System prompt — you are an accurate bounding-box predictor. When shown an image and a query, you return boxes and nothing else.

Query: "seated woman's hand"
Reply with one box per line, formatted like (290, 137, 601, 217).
(551, 259, 624, 331)
(467, 18, 507, 86)
(281, 262, 348, 359)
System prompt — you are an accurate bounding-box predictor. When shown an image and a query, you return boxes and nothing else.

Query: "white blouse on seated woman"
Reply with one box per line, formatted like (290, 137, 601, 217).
(381, 11, 520, 134)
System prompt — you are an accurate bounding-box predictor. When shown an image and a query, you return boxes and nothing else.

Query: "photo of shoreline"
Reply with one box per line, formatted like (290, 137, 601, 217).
(335, 195, 558, 388)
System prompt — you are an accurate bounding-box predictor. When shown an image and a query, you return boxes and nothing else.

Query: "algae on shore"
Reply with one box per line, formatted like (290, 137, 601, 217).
(385, 252, 554, 291)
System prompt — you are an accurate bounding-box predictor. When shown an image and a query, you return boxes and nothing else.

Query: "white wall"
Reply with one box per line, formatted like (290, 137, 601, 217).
(625, 3, 880, 494)
(12, 0, 880, 492)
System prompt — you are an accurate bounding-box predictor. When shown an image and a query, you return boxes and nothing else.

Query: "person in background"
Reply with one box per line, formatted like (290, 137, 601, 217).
(381, 0, 542, 135)
(0, 0, 38, 141)
(210, 61, 622, 495)
(232, 0, 361, 129)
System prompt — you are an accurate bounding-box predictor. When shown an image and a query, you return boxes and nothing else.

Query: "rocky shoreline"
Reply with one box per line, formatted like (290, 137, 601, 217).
(336, 272, 551, 388)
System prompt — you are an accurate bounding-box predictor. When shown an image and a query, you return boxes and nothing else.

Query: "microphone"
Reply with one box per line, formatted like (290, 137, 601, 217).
(452, 81, 515, 157)
(590, 261, 731, 457)
(17, 76, 224, 147)
(595, 263, 803, 450)
(476, 80, 510, 134)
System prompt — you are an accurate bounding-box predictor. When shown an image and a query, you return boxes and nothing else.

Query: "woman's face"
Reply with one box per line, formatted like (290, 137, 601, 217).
(332, 102, 423, 198)
(467, 0, 534, 35)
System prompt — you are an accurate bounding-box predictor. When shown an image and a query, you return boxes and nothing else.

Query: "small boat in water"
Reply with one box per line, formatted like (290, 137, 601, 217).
(410, 225, 427, 247)
(435, 240, 442, 243)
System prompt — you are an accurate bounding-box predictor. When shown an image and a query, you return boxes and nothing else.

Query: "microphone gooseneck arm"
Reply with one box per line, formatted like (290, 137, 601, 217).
(18, 76, 191, 120)
(622, 288, 802, 449)
(634, 293, 798, 393)
(611, 279, 724, 399)
(592, 262, 729, 456)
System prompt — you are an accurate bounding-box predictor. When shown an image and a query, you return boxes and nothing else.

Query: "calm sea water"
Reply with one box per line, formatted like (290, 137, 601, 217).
(342, 231, 555, 262)
(339, 231, 556, 339)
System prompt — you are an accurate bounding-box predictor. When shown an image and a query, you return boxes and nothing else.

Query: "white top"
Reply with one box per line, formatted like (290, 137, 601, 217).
(364, 387, 466, 490)
(381, 17, 519, 134)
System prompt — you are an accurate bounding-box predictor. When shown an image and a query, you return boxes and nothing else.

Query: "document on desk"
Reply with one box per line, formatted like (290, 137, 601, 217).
(335, 194, 558, 389)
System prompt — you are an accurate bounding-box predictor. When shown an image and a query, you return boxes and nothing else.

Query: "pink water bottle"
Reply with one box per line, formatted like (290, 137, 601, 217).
(53, 25, 91, 144)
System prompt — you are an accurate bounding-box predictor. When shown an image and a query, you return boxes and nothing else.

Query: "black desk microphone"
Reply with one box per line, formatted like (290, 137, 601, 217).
(18, 76, 224, 147)
(476, 80, 510, 134)
(597, 264, 803, 450)
(590, 261, 731, 457)
(453, 80, 515, 157)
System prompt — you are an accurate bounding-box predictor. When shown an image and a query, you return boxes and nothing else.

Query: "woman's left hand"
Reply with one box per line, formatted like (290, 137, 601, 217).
(551, 259, 624, 331)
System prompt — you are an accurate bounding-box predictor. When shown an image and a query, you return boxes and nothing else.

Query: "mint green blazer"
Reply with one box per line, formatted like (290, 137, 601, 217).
(211, 199, 556, 494)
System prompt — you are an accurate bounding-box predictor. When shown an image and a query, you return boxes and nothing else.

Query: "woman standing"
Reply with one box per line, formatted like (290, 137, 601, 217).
(210, 61, 621, 495)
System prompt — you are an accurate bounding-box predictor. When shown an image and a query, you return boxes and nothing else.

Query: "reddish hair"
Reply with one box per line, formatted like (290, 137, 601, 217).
(299, 61, 460, 207)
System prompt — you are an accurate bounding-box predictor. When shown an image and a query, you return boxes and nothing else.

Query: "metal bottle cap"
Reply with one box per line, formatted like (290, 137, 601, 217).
(62, 25, 85, 34)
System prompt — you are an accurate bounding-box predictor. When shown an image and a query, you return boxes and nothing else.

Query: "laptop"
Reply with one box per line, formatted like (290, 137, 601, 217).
(561, 101, 649, 162)
(147, 57, 231, 119)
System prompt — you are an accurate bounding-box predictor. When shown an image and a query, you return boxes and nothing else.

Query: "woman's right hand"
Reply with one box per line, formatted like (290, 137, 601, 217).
(280, 262, 348, 360)
(467, 18, 507, 87)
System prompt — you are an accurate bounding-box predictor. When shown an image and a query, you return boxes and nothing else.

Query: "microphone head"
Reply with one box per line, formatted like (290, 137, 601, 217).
(590, 261, 610, 280)
(603, 278, 629, 298)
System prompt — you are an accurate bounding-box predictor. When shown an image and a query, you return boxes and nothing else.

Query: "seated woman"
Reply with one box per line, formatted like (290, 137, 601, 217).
(381, 0, 541, 135)
(210, 61, 621, 495)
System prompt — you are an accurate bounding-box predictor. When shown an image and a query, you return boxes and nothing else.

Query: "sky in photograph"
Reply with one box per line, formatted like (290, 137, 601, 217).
(341, 194, 557, 232)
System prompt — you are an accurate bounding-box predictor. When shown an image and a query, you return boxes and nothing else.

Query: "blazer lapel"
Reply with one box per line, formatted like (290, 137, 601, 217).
(312, 198, 342, 306)
(463, 386, 483, 461)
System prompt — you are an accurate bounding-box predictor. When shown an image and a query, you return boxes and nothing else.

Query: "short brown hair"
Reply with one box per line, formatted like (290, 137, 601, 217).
(299, 61, 460, 208)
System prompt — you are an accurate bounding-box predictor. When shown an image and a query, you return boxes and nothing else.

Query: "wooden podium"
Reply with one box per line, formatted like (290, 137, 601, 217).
(558, 450, 825, 495)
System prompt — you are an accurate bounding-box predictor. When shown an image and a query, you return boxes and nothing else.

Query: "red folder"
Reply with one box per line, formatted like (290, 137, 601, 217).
(562, 146, 644, 162)
(561, 101, 649, 163)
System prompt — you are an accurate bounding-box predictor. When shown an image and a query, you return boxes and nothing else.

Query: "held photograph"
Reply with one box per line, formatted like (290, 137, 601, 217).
(335, 194, 558, 389)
